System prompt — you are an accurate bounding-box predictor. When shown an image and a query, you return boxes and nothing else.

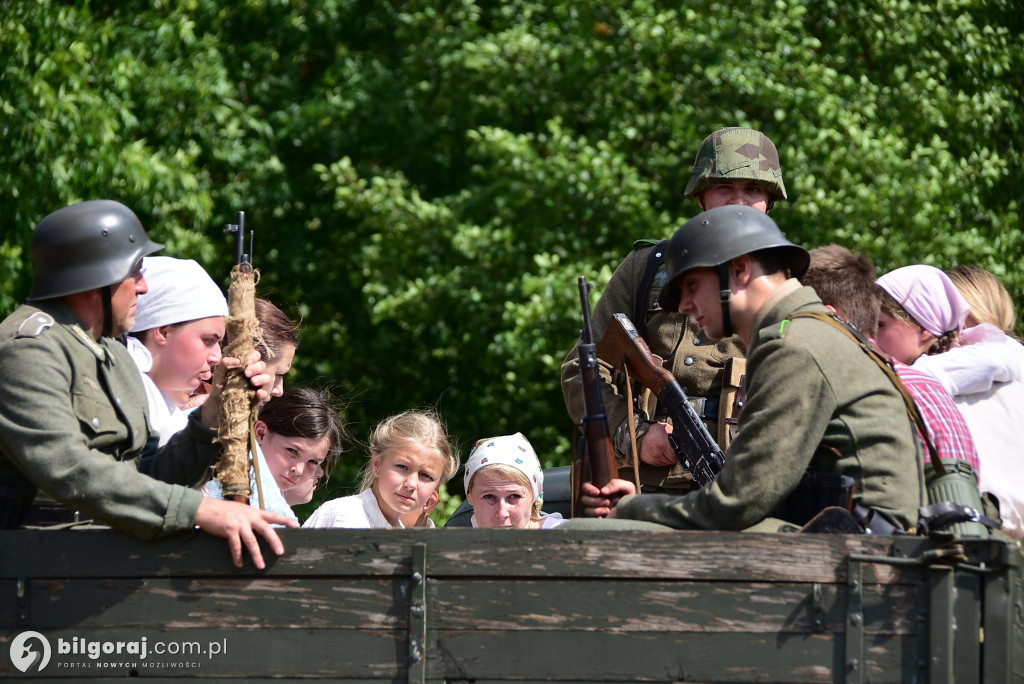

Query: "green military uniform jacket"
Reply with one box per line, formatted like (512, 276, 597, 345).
(0, 301, 220, 539)
(616, 281, 925, 531)
(560, 243, 745, 488)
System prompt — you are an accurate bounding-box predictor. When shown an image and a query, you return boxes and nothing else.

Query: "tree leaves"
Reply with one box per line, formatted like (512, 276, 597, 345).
(2, 0, 1021, 514)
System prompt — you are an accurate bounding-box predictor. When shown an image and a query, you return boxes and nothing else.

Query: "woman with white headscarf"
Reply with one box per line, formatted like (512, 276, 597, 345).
(464, 432, 565, 529)
(126, 257, 228, 446)
(876, 264, 1024, 539)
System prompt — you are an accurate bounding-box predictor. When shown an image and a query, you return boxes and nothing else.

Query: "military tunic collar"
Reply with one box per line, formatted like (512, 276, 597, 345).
(25, 300, 115, 363)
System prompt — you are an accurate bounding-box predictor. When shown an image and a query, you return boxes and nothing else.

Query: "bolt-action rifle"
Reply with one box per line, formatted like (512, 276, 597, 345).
(215, 211, 263, 505)
(572, 277, 619, 517)
(597, 312, 726, 488)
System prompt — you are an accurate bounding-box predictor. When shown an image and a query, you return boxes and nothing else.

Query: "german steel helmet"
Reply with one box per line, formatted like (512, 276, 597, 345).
(684, 127, 787, 201)
(28, 200, 164, 301)
(658, 205, 808, 311)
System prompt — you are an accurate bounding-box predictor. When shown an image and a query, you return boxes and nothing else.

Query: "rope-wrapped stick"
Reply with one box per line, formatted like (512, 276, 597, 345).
(214, 212, 260, 503)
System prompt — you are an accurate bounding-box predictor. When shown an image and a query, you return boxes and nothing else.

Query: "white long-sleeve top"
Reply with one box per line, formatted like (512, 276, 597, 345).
(913, 324, 1024, 539)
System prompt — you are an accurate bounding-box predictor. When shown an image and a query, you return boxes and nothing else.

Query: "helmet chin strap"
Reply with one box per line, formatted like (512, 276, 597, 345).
(101, 285, 114, 338)
(717, 263, 733, 338)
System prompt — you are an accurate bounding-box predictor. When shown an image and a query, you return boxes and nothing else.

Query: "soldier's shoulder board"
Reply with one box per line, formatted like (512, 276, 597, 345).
(16, 312, 55, 339)
(632, 238, 664, 251)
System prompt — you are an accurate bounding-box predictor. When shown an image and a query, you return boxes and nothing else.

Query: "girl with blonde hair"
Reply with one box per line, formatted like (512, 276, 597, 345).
(303, 409, 458, 529)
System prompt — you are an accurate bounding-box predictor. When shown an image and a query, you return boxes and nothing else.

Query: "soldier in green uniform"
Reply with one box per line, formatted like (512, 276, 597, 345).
(561, 127, 787, 492)
(579, 206, 924, 532)
(0, 200, 295, 568)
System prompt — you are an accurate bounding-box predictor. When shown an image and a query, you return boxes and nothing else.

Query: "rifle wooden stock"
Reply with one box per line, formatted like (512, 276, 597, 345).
(573, 277, 618, 517)
(577, 350, 617, 488)
(597, 313, 726, 488)
(596, 313, 674, 394)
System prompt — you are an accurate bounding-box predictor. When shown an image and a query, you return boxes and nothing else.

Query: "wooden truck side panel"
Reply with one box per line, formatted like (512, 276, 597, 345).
(1, 529, 1021, 682)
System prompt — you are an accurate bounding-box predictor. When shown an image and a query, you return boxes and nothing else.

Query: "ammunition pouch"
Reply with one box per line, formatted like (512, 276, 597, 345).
(919, 459, 998, 538)
(775, 468, 855, 527)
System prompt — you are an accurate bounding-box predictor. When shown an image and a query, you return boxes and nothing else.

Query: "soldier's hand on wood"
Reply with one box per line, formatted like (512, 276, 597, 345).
(639, 422, 678, 467)
(194, 498, 298, 569)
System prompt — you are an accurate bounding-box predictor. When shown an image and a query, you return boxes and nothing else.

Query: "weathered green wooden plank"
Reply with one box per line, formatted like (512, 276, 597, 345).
(2, 577, 409, 631)
(1, 627, 407, 680)
(427, 579, 918, 636)
(0, 627, 917, 682)
(1, 529, 908, 584)
(3, 576, 918, 636)
(424, 630, 917, 683)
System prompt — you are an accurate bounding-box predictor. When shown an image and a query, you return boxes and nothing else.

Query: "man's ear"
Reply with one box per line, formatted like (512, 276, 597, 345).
(729, 255, 754, 286)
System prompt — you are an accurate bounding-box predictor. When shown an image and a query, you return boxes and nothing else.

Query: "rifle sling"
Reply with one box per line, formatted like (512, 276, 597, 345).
(788, 311, 943, 474)
(622, 362, 642, 491)
(634, 240, 669, 345)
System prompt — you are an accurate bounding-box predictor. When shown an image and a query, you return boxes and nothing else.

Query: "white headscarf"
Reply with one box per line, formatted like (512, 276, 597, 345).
(131, 256, 228, 332)
(464, 432, 544, 506)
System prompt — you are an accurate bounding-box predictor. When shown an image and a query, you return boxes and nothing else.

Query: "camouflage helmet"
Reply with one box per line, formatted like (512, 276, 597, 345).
(684, 127, 787, 202)
(658, 205, 808, 313)
(28, 200, 164, 301)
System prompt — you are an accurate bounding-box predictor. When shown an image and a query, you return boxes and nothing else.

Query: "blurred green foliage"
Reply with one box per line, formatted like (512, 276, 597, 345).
(2, 0, 1021, 522)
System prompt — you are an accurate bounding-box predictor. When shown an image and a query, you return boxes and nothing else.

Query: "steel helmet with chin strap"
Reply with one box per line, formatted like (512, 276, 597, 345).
(28, 199, 163, 338)
(658, 205, 808, 337)
(28, 200, 163, 302)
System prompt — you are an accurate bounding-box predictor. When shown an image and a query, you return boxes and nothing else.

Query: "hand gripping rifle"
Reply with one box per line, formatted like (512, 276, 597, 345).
(597, 313, 726, 488)
(215, 211, 264, 505)
(572, 277, 619, 517)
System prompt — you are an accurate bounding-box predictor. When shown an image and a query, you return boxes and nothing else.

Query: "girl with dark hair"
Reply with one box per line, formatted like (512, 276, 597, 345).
(206, 386, 346, 520)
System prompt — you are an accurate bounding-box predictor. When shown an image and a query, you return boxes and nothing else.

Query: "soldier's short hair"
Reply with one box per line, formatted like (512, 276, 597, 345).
(802, 244, 880, 337)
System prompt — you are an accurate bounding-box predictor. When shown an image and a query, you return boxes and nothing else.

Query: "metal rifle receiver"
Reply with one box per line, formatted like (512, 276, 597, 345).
(224, 210, 254, 272)
(597, 312, 726, 488)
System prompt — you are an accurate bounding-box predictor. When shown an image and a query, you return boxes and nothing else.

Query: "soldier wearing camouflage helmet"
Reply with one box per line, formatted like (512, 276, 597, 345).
(560, 127, 787, 494)
(685, 127, 787, 210)
(579, 205, 924, 533)
(0, 200, 295, 568)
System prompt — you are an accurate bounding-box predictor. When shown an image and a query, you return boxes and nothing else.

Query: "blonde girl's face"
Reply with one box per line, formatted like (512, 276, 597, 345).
(467, 468, 535, 529)
(371, 443, 444, 526)
(255, 420, 329, 499)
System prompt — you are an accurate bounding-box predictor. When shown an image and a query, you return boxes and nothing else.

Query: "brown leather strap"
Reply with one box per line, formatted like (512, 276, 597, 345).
(622, 361, 642, 491)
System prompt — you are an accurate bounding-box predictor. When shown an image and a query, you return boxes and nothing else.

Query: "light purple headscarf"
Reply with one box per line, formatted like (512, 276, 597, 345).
(876, 265, 970, 337)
